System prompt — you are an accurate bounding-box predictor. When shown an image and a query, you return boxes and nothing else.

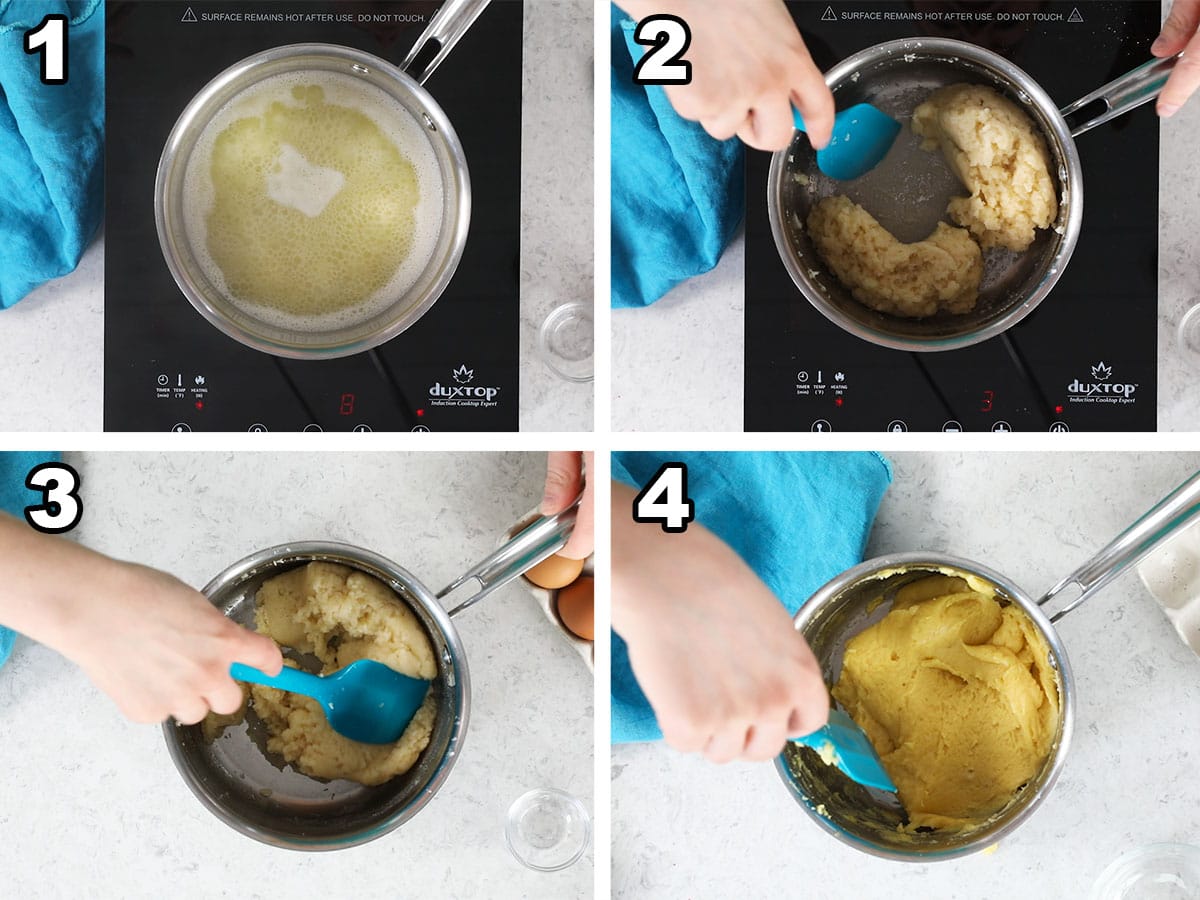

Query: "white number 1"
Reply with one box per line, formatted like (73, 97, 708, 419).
(24, 14, 68, 86)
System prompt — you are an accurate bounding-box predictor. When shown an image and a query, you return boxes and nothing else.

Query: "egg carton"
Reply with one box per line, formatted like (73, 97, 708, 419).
(504, 509, 594, 672)
(1137, 517, 1200, 655)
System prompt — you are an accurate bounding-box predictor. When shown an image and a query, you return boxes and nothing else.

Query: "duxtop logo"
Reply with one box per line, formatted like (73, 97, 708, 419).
(1068, 360, 1136, 404)
(429, 363, 500, 408)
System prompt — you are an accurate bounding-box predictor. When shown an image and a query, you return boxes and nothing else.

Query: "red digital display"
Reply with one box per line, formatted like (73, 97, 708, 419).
(339, 393, 355, 416)
(980, 390, 994, 413)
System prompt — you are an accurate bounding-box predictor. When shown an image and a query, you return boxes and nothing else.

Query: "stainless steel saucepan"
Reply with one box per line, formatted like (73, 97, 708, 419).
(776, 471, 1200, 860)
(155, 0, 490, 359)
(769, 38, 1177, 351)
(163, 499, 577, 850)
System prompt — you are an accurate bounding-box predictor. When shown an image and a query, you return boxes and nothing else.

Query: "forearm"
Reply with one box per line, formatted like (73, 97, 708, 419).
(0, 513, 125, 653)
(610, 480, 643, 636)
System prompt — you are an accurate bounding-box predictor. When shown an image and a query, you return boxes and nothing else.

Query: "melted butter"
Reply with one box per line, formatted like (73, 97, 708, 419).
(205, 83, 419, 318)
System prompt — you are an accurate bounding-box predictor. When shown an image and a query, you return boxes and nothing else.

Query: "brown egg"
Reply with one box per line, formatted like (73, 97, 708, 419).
(556, 575, 594, 641)
(525, 553, 585, 589)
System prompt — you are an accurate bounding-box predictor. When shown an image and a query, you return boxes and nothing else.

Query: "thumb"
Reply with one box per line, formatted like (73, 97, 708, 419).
(232, 627, 284, 676)
(1153, 0, 1200, 56)
(541, 451, 583, 514)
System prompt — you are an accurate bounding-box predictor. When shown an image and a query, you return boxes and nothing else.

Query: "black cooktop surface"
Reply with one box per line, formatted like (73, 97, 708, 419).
(105, 0, 522, 432)
(745, 0, 1159, 432)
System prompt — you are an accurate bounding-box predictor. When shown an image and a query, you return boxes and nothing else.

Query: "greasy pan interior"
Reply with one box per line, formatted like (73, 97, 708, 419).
(163, 546, 465, 850)
(771, 39, 1080, 350)
(776, 557, 1074, 861)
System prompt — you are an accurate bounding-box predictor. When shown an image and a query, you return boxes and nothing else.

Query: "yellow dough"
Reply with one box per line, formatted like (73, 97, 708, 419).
(807, 195, 982, 318)
(912, 84, 1058, 252)
(831, 574, 1061, 831)
(204, 561, 439, 786)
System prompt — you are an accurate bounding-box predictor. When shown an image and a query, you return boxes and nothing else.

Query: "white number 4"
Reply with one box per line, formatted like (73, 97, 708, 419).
(24, 14, 68, 86)
(633, 463, 695, 533)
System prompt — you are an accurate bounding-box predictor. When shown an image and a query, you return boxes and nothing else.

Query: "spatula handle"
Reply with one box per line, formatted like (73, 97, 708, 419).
(230, 662, 324, 701)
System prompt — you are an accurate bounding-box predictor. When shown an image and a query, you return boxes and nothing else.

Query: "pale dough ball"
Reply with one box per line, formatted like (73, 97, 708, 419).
(912, 84, 1058, 252)
(807, 195, 982, 318)
(204, 561, 439, 786)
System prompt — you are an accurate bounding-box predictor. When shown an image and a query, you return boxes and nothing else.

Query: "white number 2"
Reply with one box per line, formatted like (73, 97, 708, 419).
(24, 14, 68, 86)
(632, 15, 692, 86)
(633, 463, 695, 533)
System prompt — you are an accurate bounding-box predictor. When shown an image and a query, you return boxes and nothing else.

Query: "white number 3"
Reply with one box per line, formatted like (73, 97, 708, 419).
(632, 15, 692, 86)
(24, 14, 68, 86)
(25, 463, 83, 534)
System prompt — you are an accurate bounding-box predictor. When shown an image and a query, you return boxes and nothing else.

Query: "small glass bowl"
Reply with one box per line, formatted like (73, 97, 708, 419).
(1090, 843, 1200, 899)
(1178, 305, 1200, 365)
(538, 301, 594, 383)
(504, 788, 591, 872)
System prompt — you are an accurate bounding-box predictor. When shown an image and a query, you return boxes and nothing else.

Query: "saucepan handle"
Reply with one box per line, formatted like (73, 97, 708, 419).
(1059, 53, 1180, 138)
(1038, 470, 1200, 622)
(400, 0, 492, 86)
(437, 496, 581, 617)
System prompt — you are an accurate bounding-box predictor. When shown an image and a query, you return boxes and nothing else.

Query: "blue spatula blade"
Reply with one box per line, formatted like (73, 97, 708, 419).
(794, 102, 902, 181)
(790, 708, 898, 793)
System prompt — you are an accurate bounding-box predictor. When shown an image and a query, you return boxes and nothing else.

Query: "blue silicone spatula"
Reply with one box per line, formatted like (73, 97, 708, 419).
(230, 660, 432, 745)
(794, 103, 902, 181)
(790, 708, 898, 792)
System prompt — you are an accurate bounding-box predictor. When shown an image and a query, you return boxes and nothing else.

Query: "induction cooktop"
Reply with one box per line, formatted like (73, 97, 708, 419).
(746, 0, 1159, 432)
(105, 0, 522, 432)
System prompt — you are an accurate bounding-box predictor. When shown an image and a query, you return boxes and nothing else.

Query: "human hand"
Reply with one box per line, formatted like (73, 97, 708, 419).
(611, 481, 829, 763)
(59, 561, 284, 725)
(0, 513, 285, 725)
(620, 0, 834, 151)
(541, 450, 595, 559)
(1153, 0, 1200, 117)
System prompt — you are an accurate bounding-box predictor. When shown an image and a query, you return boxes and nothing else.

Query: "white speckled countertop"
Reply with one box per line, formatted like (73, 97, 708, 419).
(0, 452, 592, 899)
(612, 451, 1200, 899)
(613, 3, 1200, 432)
(0, 0, 593, 432)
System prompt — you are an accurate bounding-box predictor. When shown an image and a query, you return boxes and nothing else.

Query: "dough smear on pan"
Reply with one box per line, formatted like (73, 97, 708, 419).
(807, 195, 982, 318)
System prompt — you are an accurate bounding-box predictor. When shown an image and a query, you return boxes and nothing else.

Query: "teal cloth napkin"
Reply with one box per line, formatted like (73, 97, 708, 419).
(610, 5, 743, 308)
(611, 451, 892, 743)
(0, 0, 104, 309)
(0, 451, 60, 667)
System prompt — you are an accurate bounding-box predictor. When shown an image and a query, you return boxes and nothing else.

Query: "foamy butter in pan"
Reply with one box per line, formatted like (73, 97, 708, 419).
(182, 70, 445, 333)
